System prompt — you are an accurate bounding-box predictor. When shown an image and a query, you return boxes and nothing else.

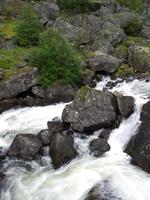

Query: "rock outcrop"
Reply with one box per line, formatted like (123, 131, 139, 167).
(62, 87, 118, 133)
(0, 68, 38, 101)
(125, 101, 150, 173)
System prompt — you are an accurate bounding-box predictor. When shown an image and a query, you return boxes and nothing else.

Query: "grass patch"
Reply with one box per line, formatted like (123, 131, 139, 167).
(117, 0, 144, 13)
(0, 47, 31, 69)
(0, 20, 18, 40)
(115, 64, 134, 78)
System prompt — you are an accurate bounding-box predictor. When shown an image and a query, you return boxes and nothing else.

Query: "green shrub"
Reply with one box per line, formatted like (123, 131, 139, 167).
(29, 30, 83, 87)
(117, 0, 144, 13)
(124, 16, 142, 36)
(57, 0, 92, 11)
(15, 4, 43, 46)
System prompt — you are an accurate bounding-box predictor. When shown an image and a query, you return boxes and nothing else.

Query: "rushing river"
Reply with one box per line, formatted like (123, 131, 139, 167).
(0, 78, 150, 200)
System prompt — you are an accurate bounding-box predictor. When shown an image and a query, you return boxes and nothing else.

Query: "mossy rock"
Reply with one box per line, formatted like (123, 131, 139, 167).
(123, 16, 142, 36)
(115, 64, 134, 78)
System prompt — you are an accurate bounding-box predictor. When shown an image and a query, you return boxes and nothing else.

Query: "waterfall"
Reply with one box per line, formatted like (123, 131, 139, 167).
(0, 78, 150, 200)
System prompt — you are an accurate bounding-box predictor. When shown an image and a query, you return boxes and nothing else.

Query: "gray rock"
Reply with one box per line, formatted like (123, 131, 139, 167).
(0, 68, 38, 100)
(55, 18, 82, 42)
(62, 87, 117, 133)
(128, 44, 150, 73)
(125, 101, 150, 173)
(87, 53, 122, 74)
(0, 98, 18, 114)
(32, 86, 45, 98)
(45, 83, 77, 103)
(37, 2, 59, 24)
(8, 134, 42, 161)
(47, 120, 64, 133)
(85, 184, 101, 200)
(49, 132, 77, 169)
(117, 96, 135, 118)
(92, 22, 126, 53)
(37, 129, 50, 146)
(89, 138, 110, 157)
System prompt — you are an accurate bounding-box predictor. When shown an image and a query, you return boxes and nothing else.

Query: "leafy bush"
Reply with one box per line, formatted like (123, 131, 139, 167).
(124, 16, 142, 36)
(117, 0, 144, 13)
(15, 4, 43, 46)
(57, 0, 92, 11)
(29, 30, 83, 87)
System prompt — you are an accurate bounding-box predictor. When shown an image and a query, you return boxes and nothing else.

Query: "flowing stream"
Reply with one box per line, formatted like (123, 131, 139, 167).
(0, 78, 150, 200)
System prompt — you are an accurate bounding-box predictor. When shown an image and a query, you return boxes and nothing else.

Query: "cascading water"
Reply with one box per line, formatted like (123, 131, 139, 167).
(0, 78, 150, 200)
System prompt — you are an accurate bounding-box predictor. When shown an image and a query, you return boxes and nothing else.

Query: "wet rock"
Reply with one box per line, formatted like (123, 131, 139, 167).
(0, 98, 18, 114)
(47, 121, 64, 133)
(0, 173, 6, 186)
(49, 132, 77, 169)
(62, 87, 118, 133)
(117, 96, 135, 118)
(128, 44, 150, 73)
(85, 181, 123, 200)
(85, 184, 101, 200)
(45, 83, 77, 103)
(99, 129, 112, 140)
(87, 53, 122, 74)
(0, 68, 38, 101)
(89, 138, 110, 157)
(8, 134, 42, 161)
(37, 129, 50, 146)
(125, 101, 150, 173)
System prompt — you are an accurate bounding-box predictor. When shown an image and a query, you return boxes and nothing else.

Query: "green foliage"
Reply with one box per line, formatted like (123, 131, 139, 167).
(124, 16, 142, 36)
(15, 4, 43, 46)
(29, 30, 83, 87)
(0, 20, 18, 40)
(0, 47, 31, 69)
(117, 0, 144, 13)
(57, 0, 92, 12)
(115, 64, 134, 78)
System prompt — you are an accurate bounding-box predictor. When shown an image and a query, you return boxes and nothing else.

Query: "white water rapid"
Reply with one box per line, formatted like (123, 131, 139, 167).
(0, 78, 150, 200)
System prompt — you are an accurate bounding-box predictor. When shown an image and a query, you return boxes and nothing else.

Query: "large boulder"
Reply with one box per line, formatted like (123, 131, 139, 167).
(0, 68, 38, 101)
(62, 87, 118, 133)
(117, 96, 135, 118)
(87, 53, 122, 74)
(49, 132, 77, 169)
(8, 134, 42, 161)
(89, 139, 110, 157)
(125, 101, 150, 173)
(128, 44, 150, 73)
(92, 22, 126, 53)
